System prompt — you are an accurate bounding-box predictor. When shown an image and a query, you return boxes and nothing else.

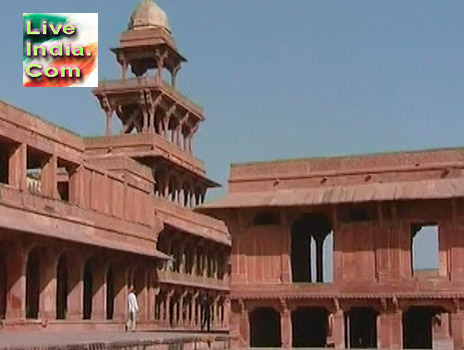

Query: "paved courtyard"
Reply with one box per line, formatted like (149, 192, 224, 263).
(0, 330, 229, 349)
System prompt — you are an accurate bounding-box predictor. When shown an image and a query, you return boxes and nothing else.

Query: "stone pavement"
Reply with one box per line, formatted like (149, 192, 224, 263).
(0, 330, 230, 350)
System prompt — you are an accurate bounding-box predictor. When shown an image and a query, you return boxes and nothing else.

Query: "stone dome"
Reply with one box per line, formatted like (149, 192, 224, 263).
(128, 0, 171, 33)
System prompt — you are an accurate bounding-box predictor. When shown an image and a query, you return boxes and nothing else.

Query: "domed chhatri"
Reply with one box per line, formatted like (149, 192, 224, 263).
(128, 0, 171, 33)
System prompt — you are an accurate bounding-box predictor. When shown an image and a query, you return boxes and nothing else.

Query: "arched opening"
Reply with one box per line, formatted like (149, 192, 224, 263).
(56, 254, 68, 320)
(346, 307, 378, 348)
(403, 306, 442, 349)
(26, 248, 40, 319)
(0, 255, 6, 319)
(292, 307, 328, 347)
(83, 260, 93, 320)
(106, 266, 115, 320)
(249, 307, 281, 348)
(411, 224, 439, 276)
(291, 214, 332, 283)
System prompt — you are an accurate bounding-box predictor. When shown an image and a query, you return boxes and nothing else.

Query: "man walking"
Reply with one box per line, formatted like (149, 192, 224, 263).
(126, 287, 139, 332)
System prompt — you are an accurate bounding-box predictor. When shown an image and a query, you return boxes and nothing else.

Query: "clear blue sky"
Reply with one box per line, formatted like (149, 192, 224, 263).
(1, 0, 463, 200)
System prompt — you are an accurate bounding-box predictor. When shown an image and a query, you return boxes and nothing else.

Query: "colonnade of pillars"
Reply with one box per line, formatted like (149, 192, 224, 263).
(102, 95, 198, 156)
(235, 300, 464, 349)
(0, 239, 139, 324)
(154, 289, 228, 330)
(0, 237, 229, 332)
(154, 170, 206, 208)
(158, 232, 228, 280)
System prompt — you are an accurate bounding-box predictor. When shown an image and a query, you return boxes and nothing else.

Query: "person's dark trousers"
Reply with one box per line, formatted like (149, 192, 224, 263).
(201, 307, 211, 331)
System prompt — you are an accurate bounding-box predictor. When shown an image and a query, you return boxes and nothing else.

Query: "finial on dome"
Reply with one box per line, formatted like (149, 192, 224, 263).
(128, 0, 171, 33)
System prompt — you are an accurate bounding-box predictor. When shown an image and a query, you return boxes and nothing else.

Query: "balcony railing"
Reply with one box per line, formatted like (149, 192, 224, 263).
(157, 270, 229, 291)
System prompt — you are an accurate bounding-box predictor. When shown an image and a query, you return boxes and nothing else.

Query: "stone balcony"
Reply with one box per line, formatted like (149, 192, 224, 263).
(157, 270, 229, 291)
(85, 132, 208, 179)
(96, 76, 203, 120)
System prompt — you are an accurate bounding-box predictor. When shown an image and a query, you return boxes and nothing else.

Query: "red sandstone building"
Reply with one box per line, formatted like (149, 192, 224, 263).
(1, 1, 464, 350)
(0, 0, 230, 332)
(202, 150, 464, 349)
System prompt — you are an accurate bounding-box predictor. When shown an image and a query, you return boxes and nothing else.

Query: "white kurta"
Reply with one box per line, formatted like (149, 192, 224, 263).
(127, 292, 139, 313)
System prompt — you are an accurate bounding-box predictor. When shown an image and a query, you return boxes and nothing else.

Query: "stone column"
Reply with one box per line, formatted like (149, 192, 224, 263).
(69, 165, 85, 206)
(8, 143, 27, 190)
(378, 309, 403, 349)
(315, 236, 324, 282)
(142, 109, 148, 133)
(330, 309, 345, 350)
(41, 154, 58, 199)
(239, 307, 250, 348)
(149, 106, 155, 134)
(190, 295, 197, 328)
(91, 260, 108, 321)
(451, 309, 464, 349)
(147, 272, 155, 322)
(196, 296, 202, 328)
(5, 241, 28, 319)
(178, 294, 185, 328)
(38, 248, 59, 320)
(67, 252, 86, 320)
(165, 291, 172, 327)
(280, 302, 292, 349)
(433, 312, 452, 349)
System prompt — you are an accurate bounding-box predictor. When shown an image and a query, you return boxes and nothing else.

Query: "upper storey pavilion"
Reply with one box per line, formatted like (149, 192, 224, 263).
(89, 0, 216, 207)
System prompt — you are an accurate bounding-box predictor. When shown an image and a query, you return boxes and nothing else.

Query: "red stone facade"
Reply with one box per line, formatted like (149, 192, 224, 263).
(0, 1, 230, 333)
(202, 149, 464, 349)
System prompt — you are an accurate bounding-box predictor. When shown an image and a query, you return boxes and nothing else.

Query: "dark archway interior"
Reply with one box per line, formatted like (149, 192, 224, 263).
(249, 307, 281, 348)
(403, 306, 441, 349)
(106, 267, 114, 320)
(56, 254, 68, 320)
(0, 256, 6, 319)
(133, 267, 145, 295)
(291, 214, 332, 283)
(83, 261, 93, 320)
(347, 307, 377, 348)
(292, 307, 328, 347)
(26, 248, 40, 319)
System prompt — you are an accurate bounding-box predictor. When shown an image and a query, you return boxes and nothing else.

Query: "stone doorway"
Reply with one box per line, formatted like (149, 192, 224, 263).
(249, 307, 281, 347)
(346, 307, 378, 348)
(403, 306, 442, 349)
(292, 307, 328, 347)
